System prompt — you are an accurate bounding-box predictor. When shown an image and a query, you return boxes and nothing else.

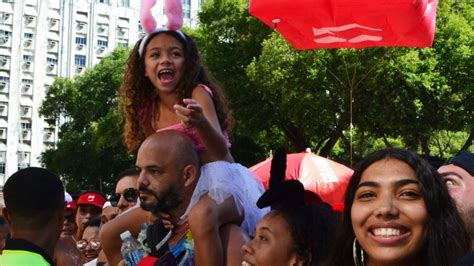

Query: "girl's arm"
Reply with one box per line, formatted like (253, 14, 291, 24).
(173, 85, 229, 161)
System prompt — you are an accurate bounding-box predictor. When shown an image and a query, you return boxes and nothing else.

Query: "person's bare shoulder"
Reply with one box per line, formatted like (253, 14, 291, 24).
(54, 235, 83, 266)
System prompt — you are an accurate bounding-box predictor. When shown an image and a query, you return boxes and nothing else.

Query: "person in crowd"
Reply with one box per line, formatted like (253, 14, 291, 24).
(112, 168, 139, 214)
(119, 25, 267, 264)
(0, 167, 65, 265)
(243, 148, 336, 266)
(0, 216, 8, 254)
(101, 201, 117, 224)
(327, 148, 470, 266)
(77, 218, 102, 265)
(101, 131, 254, 265)
(62, 197, 78, 237)
(0, 193, 9, 253)
(54, 193, 83, 266)
(242, 205, 335, 266)
(438, 151, 474, 265)
(438, 151, 474, 249)
(75, 191, 106, 240)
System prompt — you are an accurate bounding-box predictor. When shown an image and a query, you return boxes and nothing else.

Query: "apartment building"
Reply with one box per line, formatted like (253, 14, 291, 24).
(0, 0, 202, 185)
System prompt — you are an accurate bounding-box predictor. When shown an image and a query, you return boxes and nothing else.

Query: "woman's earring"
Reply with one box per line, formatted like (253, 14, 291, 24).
(353, 238, 365, 266)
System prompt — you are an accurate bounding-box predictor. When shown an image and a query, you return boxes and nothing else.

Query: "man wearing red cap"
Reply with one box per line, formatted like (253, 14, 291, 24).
(75, 191, 106, 240)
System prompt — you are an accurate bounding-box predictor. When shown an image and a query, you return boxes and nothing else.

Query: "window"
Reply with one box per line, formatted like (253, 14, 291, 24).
(75, 55, 86, 66)
(75, 37, 87, 45)
(0, 151, 5, 174)
(0, 30, 12, 36)
(97, 39, 108, 46)
(18, 152, 30, 169)
(47, 57, 58, 64)
(183, 0, 191, 19)
(0, 76, 9, 81)
(24, 33, 34, 39)
(21, 121, 32, 129)
(118, 0, 129, 7)
(0, 55, 9, 66)
(117, 41, 128, 48)
(23, 55, 34, 61)
(21, 106, 30, 116)
(22, 79, 33, 84)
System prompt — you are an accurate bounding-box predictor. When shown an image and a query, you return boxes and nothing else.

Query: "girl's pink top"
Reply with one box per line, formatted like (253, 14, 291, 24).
(139, 85, 231, 152)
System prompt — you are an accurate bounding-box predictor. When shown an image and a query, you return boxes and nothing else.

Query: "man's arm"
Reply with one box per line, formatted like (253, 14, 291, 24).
(100, 207, 150, 265)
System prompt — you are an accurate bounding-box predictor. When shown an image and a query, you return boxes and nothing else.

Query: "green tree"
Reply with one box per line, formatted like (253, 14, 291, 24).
(191, 0, 273, 165)
(40, 48, 134, 194)
(243, 0, 473, 162)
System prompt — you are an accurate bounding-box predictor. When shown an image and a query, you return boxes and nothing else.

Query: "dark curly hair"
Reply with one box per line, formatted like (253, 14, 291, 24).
(271, 203, 336, 266)
(119, 31, 234, 151)
(326, 148, 470, 266)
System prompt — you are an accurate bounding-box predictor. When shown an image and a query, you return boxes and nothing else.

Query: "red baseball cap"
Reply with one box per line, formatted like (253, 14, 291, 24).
(77, 192, 106, 209)
(66, 201, 77, 212)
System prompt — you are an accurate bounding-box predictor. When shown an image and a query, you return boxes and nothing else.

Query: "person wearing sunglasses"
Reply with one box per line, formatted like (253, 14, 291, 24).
(112, 169, 139, 214)
(78, 218, 102, 264)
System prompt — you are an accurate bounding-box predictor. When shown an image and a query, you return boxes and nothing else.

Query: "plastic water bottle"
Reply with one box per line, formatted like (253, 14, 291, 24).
(120, 230, 145, 266)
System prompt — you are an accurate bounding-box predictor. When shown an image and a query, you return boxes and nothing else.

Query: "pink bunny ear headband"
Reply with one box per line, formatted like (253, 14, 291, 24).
(139, 0, 185, 57)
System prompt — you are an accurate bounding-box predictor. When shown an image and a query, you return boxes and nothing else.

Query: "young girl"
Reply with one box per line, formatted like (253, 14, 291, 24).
(120, 30, 267, 265)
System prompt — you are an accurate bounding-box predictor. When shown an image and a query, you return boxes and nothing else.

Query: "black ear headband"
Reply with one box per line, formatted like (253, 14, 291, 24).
(257, 147, 306, 209)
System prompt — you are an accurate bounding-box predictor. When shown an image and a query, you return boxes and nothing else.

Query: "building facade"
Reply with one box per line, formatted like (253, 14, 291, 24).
(0, 0, 203, 185)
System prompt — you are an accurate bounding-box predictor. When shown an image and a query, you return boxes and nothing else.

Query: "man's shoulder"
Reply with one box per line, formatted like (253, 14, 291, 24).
(0, 249, 51, 266)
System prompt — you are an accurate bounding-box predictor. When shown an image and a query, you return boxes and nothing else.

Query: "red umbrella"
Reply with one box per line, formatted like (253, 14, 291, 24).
(251, 149, 353, 211)
(249, 0, 438, 49)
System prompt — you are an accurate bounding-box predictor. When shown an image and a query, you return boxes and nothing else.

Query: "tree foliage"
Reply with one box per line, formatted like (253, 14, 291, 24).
(40, 0, 473, 192)
(196, 0, 473, 164)
(40, 48, 134, 194)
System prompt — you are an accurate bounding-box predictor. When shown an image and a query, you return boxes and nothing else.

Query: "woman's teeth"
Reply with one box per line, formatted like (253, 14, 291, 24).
(373, 228, 401, 237)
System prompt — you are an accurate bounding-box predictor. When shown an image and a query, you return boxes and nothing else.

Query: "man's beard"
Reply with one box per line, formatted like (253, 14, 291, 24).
(139, 185, 183, 214)
(461, 205, 474, 241)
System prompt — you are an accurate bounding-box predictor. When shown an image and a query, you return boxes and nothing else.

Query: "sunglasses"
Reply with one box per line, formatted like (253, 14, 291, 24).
(76, 239, 101, 251)
(109, 188, 138, 206)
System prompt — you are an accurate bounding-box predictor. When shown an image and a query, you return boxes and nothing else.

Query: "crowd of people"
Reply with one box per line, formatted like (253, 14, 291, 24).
(0, 26, 473, 266)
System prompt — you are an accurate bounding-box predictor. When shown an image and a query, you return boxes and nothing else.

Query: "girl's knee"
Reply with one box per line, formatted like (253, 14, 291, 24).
(189, 198, 219, 234)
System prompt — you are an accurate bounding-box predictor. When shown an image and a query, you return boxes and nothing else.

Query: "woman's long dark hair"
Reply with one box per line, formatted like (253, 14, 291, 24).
(326, 148, 470, 266)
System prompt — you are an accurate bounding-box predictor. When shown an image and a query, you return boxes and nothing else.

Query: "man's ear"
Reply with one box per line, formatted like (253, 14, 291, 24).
(183, 164, 197, 187)
(57, 202, 66, 223)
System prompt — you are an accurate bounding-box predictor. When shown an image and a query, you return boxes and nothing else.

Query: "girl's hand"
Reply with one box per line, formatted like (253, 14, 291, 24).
(174, 99, 206, 128)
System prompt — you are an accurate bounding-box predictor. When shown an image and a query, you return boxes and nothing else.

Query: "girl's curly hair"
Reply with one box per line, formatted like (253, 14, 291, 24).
(119, 31, 234, 152)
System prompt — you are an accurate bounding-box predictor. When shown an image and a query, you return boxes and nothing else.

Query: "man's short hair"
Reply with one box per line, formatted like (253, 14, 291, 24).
(3, 167, 64, 229)
(117, 168, 139, 182)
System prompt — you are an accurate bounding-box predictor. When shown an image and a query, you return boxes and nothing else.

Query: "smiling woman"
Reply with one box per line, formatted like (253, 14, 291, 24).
(326, 148, 470, 266)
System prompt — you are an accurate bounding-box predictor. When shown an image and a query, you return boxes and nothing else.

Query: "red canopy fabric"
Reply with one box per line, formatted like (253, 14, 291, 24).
(250, 150, 353, 211)
(249, 0, 438, 49)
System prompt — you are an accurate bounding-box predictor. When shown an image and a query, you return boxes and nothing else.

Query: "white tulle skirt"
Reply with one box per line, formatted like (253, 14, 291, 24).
(181, 161, 269, 236)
